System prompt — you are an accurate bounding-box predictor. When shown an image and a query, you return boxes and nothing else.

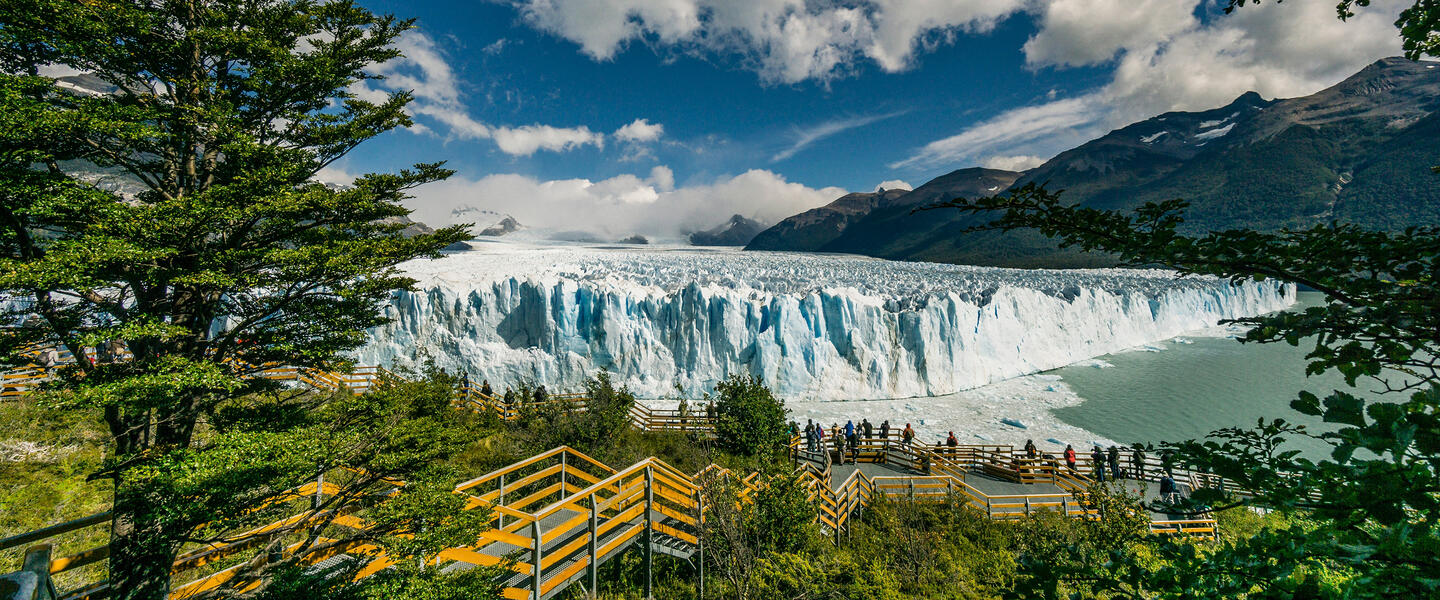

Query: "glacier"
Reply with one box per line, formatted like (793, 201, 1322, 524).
(356, 242, 1296, 401)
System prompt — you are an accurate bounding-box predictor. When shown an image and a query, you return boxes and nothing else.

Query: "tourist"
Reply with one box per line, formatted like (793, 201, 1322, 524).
(804, 422, 815, 452)
(705, 401, 715, 422)
(1131, 444, 1148, 480)
(879, 420, 890, 445)
(832, 424, 845, 464)
(945, 431, 958, 457)
(1064, 444, 1077, 474)
(861, 418, 873, 440)
(480, 379, 493, 397)
(1159, 471, 1179, 504)
(1107, 446, 1122, 480)
(106, 338, 126, 362)
(1024, 439, 1038, 459)
(1091, 446, 1107, 482)
(902, 423, 915, 445)
(39, 346, 59, 371)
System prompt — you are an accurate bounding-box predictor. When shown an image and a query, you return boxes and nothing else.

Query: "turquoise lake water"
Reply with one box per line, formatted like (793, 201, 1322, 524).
(1049, 291, 1384, 457)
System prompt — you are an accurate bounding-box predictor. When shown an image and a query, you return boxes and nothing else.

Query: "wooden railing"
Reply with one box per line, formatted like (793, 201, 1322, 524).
(4, 356, 1227, 599)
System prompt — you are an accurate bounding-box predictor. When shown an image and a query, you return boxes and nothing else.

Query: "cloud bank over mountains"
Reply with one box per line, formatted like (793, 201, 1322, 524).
(392, 167, 846, 242)
(893, 0, 1407, 170)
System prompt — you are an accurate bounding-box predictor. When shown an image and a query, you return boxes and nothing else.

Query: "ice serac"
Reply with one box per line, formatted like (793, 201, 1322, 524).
(357, 245, 1296, 400)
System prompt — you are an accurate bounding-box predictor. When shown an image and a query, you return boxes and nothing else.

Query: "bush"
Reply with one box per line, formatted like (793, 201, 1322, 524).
(514, 371, 636, 459)
(711, 375, 788, 458)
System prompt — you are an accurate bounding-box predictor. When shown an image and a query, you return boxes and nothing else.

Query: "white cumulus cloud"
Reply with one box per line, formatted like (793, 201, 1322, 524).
(407, 167, 845, 240)
(361, 31, 639, 156)
(614, 118, 666, 143)
(511, 0, 1027, 84)
(491, 124, 605, 156)
(894, 0, 1407, 172)
(875, 180, 912, 191)
(982, 155, 1048, 172)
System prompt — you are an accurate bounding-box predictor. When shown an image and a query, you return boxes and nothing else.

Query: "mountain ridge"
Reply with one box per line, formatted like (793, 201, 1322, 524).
(747, 57, 1440, 267)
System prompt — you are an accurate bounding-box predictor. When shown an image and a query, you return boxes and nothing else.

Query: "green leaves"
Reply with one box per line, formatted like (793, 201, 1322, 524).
(936, 179, 1440, 598)
(712, 374, 790, 459)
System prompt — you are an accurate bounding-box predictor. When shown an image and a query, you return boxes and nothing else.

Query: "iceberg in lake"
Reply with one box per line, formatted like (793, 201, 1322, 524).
(356, 244, 1295, 400)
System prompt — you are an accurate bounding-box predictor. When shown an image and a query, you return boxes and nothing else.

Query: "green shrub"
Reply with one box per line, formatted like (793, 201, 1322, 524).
(711, 375, 787, 459)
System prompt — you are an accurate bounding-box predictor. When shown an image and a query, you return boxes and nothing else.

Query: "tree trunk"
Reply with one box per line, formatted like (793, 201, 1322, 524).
(109, 489, 180, 600)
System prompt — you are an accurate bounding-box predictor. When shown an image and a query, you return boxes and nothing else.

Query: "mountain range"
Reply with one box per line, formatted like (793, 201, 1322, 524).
(748, 57, 1440, 267)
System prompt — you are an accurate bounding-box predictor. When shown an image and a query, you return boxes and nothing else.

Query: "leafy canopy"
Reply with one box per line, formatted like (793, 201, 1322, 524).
(0, 0, 472, 597)
(933, 183, 1440, 599)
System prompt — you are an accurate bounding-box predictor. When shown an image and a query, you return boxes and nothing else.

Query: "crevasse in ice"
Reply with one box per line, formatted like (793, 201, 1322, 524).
(356, 244, 1296, 400)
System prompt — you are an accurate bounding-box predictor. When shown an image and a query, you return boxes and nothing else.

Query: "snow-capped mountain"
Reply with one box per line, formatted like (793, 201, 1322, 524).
(751, 57, 1440, 267)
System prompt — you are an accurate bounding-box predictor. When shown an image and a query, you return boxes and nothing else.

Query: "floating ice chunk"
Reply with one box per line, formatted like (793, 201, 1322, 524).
(1001, 418, 1028, 429)
(974, 433, 993, 441)
(1172, 337, 1193, 344)
(1079, 359, 1116, 369)
(1047, 437, 1064, 445)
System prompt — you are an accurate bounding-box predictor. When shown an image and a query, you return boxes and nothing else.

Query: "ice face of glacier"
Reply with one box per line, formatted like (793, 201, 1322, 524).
(357, 243, 1296, 400)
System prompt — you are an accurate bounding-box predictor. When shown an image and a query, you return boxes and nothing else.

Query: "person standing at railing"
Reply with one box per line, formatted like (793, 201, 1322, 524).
(480, 379, 493, 397)
(1107, 446, 1122, 480)
(804, 420, 815, 452)
(1092, 446, 1107, 482)
(879, 420, 890, 451)
(902, 423, 915, 446)
(945, 431, 958, 458)
(1064, 444, 1077, 475)
(844, 420, 857, 462)
(862, 418, 873, 440)
(1024, 439, 1038, 459)
(39, 346, 59, 372)
(460, 372, 469, 393)
(832, 423, 845, 464)
(1159, 471, 1180, 504)
(1131, 444, 1148, 481)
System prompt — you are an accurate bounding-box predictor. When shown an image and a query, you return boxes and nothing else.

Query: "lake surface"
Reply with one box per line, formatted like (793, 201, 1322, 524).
(1050, 291, 1380, 456)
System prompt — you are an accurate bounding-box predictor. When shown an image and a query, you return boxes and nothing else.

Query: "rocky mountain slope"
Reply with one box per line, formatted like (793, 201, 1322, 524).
(748, 58, 1440, 267)
(689, 214, 768, 246)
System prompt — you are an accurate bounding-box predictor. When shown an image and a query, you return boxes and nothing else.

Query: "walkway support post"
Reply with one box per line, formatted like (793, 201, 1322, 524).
(588, 495, 598, 599)
(694, 487, 705, 600)
(531, 519, 543, 600)
(498, 474, 506, 530)
(561, 452, 568, 495)
(644, 465, 654, 600)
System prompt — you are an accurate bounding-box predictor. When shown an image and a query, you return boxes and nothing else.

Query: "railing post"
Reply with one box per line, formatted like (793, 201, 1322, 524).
(985, 497, 992, 518)
(561, 453, 568, 494)
(588, 495, 598, 599)
(1062, 497, 1070, 517)
(531, 519, 543, 600)
(694, 488, 705, 600)
(498, 475, 506, 530)
(644, 465, 654, 600)
(22, 544, 57, 600)
(1025, 497, 1031, 516)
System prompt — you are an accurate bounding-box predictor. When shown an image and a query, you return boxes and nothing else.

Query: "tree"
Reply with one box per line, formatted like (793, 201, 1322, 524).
(0, 1, 470, 597)
(711, 374, 790, 459)
(700, 471, 817, 600)
(932, 183, 1440, 598)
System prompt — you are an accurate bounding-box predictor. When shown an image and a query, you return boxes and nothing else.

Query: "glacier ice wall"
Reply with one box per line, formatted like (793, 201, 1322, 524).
(357, 243, 1296, 400)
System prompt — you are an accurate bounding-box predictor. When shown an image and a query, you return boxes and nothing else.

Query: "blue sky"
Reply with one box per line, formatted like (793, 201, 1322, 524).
(327, 0, 1407, 241)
